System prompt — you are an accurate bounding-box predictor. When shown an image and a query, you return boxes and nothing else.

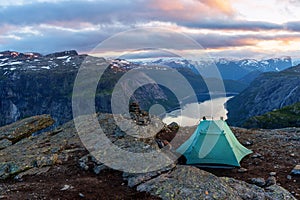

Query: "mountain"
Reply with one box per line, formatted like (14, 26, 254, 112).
(238, 70, 262, 85)
(0, 51, 207, 126)
(226, 64, 300, 127)
(0, 50, 85, 126)
(0, 50, 294, 127)
(216, 57, 292, 80)
(242, 102, 300, 129)
(217, 57, 292, 80)
(130, 56, 292, 81)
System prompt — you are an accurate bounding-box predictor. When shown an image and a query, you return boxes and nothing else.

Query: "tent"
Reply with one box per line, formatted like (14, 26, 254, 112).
(176, 119, 252, 167)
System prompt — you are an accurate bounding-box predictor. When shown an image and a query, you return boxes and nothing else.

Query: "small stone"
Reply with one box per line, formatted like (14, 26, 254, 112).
(79, 193, 85, 198)
(290, 153, 295, 157)
(60, 184, 73, 191)
(265, 176, 276, 187)
(286, 175, 292, 180)
(93, 165, 107, 175)
(269, 172, 276, 176)
(243, 141, 253, 146)
(251, 178, 265, 187)
(114, 129, 125, 138)
(14, 175, 23, 182)
(291, 165, 300, 175)
(78, 156, 89, 171)
(251, 153, 262, 158)
(238, 168, 248, 173)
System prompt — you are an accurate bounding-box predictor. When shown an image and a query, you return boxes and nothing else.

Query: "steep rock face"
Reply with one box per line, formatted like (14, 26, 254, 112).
(227, 65, 300, 126)
(0, 69, 75, 126)
(0, 51, 174, 126)
(0, 50, 86, 126)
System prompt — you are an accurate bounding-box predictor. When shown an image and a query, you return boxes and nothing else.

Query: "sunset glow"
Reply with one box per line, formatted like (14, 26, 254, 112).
(0, 0, 299, 60)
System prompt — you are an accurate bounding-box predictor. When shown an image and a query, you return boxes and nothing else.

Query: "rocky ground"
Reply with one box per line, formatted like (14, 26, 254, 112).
(0, 153, 159, 200)
(207, 127, 300, 197)
(0, 114, 299, 199)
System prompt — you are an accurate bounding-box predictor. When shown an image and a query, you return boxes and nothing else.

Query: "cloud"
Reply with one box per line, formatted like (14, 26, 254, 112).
(2, 19, 300, 56)
(0, 22, 128, 54)
(199, 0, 234, 16)
(285, 21, 300, 31)
(0, 0, 237, 27)
(149, 0, 185, 11)
(0, 0, 297, 33)
(194, 31, 300, 49)
(0, 0, 300, 59)
(0, 1, 141, 26)
(184, 20, 283, 31)
(196, 35, 258, 49)
(147, 0, 235, 22)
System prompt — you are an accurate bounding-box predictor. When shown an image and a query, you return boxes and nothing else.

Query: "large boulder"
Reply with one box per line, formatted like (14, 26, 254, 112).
(0, 115, 54, 147)
(137, 165, 241, 200)
(137, 165, 297, 200)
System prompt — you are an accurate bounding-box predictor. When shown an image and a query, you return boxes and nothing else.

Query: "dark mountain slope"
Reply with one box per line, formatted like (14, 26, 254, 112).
(226, 64, 300, 127)
(242, 101, 300, 129)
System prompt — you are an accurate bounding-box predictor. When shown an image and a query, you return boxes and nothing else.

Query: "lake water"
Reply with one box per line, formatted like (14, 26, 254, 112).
(163, 96, 232, 127)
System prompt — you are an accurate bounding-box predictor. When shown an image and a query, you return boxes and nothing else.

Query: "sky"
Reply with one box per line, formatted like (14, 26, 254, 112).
(0, 0, 300, 60)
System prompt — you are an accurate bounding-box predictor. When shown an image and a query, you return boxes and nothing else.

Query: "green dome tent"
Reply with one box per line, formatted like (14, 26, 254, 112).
(176, 119, 252, 167)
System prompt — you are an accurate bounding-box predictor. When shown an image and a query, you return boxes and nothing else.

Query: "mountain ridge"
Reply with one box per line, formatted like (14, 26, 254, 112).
(129, 56, 292, 80)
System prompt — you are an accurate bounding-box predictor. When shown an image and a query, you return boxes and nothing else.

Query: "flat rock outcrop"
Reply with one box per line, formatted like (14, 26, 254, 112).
(137, 165, 297, 200)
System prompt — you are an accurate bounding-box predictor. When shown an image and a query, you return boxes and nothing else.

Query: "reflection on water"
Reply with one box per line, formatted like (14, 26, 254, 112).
(163, 97, 232, 127)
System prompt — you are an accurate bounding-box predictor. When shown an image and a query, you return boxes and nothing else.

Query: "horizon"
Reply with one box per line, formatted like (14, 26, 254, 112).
(2, 49, 300, 66)
(1, 48, 297, 61)
(0, 0, 300, 60)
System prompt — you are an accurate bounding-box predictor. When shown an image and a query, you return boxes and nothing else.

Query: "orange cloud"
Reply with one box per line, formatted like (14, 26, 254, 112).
(199, 0, 234, 16)
(151, 0, 185, 11)
(149, 0, 235, 21)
